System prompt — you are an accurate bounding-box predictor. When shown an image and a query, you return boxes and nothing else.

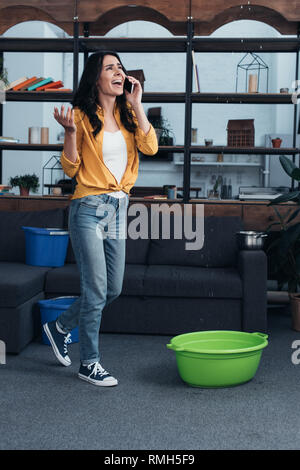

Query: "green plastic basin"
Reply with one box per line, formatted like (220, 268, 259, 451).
(166, 330, 268, 388)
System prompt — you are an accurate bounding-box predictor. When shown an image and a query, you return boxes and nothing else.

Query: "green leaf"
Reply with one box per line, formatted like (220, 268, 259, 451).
(265, 222, 281, 232)
(291, 168, 300, 181)
(268, 191, 300, 205)
(273, 206, 284, 223)
(279, 155, 297, 178)
(279, 223, 300, 255)
(286, 207, 300, 225)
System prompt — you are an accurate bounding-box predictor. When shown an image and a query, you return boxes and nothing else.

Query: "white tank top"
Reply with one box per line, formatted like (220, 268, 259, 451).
(102, 130, 128, 199)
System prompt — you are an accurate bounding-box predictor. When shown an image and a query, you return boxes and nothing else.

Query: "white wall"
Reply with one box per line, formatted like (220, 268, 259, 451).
(1, 18, 299, 197)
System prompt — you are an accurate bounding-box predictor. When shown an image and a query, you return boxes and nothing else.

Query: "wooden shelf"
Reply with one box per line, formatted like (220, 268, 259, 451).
(174, 161, 262, 166)
(1, 37, 299, 53)
(1, 142, 299, 155)
(80, 38, 187, 53)
(0, 143, 63, 150)
(0, 38, 75, 52)
(158, 146, 300, 155)
(5, 91, 73, 102)
(5, 91, 295, 104)
(191, 92, 295, 104)
(192, 38, 300, 53)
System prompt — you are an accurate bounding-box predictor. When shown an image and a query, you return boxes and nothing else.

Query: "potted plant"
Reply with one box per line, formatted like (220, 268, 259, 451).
(207, 175, 222, 199)
(146, 114, 175, 161)
(271, 137, 282, 148)
(266, 155, 300, 330)
(9, 173, 39, 196)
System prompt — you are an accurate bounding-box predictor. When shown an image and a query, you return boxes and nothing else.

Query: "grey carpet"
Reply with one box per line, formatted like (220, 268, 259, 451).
(1, 306, 300, 450)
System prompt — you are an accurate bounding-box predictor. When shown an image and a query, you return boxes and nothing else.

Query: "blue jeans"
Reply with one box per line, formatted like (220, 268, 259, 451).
(57, 193, 129, 365)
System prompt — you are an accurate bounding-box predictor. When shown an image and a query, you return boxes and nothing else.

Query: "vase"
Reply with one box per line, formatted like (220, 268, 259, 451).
(272, 138, 282, 148)
(19, 186, 29, 196)
(289, 293, 300, 331)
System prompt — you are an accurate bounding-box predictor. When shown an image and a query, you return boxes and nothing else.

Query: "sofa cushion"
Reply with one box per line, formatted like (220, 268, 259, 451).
(45, 263, 80, 294)
(0, 262, 50, 308)
(125, 214, 151, 264)
(125, 237, 150, 265)
(147, 215, 243, 267)
(122, 264, 148, 295)
(44, 263, 148, 297)
(0, 208, 65, 262)
(65, 238, 76, 264)
(143, 265, 243, 298)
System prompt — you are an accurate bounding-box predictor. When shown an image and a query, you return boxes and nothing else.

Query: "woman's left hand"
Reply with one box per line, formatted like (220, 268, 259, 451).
(124, 75, 143, 108)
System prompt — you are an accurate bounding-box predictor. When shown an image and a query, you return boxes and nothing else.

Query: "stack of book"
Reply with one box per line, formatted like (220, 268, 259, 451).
(4, 76, 72, 92)
(0, 185, 12, 195)
(0, 136, 20, 143)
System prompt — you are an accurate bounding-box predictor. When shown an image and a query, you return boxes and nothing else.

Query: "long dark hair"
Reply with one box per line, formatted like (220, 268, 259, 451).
(71, 50, 137, 138)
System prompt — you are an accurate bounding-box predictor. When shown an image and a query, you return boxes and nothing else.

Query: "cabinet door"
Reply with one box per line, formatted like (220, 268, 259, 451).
(243, 204, 300, 231)
(18, 198, 70, 212)
(204, 203, 242, 217)
(0, 198, 18, 211)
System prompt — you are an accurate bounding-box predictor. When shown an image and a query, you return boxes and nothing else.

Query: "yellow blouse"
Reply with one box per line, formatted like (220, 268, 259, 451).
(60, 102, 158, 200)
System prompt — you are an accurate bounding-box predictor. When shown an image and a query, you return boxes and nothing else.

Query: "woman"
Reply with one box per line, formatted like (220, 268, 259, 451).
(43, 51, 158, 387)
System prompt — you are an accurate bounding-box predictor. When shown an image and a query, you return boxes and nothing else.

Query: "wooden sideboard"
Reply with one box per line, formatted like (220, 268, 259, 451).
(0, 195, 298, 231)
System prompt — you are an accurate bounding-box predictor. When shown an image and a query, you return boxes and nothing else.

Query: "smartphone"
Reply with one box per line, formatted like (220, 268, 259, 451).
(124, 77, 134, 94)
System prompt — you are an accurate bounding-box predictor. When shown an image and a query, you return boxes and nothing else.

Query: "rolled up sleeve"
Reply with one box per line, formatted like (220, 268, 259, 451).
(134, 123, 158, 155)
(60, 150, 81, 178)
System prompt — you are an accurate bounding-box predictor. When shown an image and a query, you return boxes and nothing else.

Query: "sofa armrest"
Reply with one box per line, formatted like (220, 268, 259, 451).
(237, 250, 267, 332)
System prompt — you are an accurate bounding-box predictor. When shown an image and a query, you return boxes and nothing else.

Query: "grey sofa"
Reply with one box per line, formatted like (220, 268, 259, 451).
(0, 207, 267, 353)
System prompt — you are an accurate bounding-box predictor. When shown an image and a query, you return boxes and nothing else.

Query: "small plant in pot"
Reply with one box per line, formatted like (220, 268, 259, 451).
(9, 173, 39, 196)
(271, 137, 282, 148)
(147, 115, 175, 160)
(266, 155, 300, 330)
(207, 175, 222, 199)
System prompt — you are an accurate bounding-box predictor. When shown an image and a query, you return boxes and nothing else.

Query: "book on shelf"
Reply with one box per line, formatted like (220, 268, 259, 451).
(28, 77, 53, 91)
(143, 195, 167, 199)
(47, 88, 73, 92)
(5, 76, 28, 91)
(36, 80, 64, 91)
(191, 50, 200, 93)
(18, 77, 44, 91)
(12, 76, 38, 91)
(0, 136, 20, 142)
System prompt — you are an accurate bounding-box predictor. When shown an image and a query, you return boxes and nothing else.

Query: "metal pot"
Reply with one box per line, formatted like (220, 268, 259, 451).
(236, 231, 268, 250)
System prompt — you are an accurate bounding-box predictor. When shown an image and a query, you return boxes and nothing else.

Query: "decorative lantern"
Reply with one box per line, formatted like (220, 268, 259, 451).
(235, 52, 269, 93)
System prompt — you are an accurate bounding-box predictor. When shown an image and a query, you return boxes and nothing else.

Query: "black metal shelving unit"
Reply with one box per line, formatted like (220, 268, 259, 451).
(0, 21, 300, 200)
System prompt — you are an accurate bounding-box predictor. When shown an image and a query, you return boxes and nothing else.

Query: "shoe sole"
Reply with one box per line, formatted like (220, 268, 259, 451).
(78, 373, 118, 387)
(43, 323, 71, 367)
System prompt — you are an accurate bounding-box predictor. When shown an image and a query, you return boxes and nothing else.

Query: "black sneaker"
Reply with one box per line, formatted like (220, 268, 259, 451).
(43, 320, 72, 367)
(78, 362, 118, 387)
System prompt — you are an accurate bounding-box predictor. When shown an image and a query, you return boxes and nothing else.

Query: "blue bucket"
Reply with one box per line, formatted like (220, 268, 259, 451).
(38, 296, 79, 345)
(22, 226, 69, 267)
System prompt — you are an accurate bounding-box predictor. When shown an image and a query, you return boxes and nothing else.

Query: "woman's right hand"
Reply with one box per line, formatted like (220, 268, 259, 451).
(53, 105, 76, 133)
